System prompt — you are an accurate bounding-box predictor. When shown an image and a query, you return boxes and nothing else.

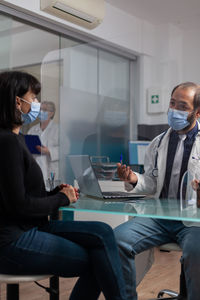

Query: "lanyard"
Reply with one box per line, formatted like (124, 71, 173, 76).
(152, 128, 200, 177)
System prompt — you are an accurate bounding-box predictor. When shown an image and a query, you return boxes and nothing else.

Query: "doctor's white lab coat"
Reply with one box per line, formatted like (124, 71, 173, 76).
(28, 120, 59, 182)
(125, 122, 200, 227)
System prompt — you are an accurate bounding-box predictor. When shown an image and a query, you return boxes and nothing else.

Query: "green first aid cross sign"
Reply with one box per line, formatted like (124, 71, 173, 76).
(151, 95, 159, 104)
(147, 87, 164, 113)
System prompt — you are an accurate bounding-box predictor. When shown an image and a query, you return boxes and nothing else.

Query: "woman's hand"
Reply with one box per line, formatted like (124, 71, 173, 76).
(59, 184, 79, 203)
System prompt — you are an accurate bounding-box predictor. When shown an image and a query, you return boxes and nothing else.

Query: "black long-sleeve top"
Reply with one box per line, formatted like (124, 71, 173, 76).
(0, 128, 69, 248)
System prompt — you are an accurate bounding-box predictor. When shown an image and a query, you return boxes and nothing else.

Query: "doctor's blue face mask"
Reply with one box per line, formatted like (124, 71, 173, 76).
(167, 108, 190, 131)
(19, 97, 41, 124)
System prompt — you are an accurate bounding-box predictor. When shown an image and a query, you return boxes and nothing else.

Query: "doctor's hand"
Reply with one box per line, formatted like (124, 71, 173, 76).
(191, 179, 200, 191)
(59, 184, 79, 203)
(117, 163, 138, 184)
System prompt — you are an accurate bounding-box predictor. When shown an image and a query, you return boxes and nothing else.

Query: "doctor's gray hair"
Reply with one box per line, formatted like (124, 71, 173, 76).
(171, 82, 200, 111)
(171, 82, 199, 97)
(193, 87, 200, 110)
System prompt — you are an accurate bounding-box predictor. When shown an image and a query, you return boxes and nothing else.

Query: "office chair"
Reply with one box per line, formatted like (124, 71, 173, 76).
(149, 243, 187, 300)
(0, 273, 58, 300)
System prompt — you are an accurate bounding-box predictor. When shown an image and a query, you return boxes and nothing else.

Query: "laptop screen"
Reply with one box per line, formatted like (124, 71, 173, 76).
(68, 155, 103, 198)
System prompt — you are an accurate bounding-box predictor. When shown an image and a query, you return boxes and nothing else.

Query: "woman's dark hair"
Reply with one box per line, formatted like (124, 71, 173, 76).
(0, 71, 41, 129)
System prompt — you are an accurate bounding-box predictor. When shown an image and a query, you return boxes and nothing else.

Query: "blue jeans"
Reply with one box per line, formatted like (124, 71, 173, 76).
(0, 220, 127, 300)
(114, 217, 200, 300)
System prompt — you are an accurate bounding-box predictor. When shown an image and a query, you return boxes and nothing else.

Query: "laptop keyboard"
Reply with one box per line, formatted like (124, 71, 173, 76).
(102, 191, 145, 199)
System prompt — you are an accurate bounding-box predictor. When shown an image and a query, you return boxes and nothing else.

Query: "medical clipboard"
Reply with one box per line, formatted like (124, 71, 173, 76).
(24, 134, 41, 154)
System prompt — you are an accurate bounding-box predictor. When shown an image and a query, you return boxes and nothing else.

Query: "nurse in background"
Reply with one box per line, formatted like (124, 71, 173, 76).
(28, 101, 59, 182)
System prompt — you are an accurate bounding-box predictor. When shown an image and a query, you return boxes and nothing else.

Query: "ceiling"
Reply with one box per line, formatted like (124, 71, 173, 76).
(106, 0, 200, 30)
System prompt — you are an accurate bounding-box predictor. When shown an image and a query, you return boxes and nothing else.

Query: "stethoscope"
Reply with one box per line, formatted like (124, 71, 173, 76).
(151, 131, 167, 177)
(151, 128, 200, 177)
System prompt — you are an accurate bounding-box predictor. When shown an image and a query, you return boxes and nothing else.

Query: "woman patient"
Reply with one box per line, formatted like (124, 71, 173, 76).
(0, 71, 127, 300)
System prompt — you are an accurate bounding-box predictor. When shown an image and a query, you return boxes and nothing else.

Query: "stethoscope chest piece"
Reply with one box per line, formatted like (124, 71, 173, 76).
(152, 168, 158, 177)
(152, 131, 167, 178)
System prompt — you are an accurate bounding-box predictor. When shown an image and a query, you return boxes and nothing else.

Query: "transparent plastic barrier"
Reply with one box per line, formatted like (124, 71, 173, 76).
(41, 44, 130, 186)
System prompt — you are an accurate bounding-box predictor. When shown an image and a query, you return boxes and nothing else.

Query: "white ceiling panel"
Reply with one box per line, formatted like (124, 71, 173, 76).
(106, 0, 200, 30)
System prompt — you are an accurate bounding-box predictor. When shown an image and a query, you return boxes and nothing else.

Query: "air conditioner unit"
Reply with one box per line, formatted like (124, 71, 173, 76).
(40, 0, 105, 29)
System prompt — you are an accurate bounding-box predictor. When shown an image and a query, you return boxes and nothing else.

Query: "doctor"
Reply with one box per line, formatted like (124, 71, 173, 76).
(115, 82, 200, 300)
(28, 101, 59, 182)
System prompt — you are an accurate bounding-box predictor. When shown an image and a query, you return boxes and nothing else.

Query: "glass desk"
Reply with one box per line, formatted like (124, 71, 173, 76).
(60, 195, 200, 222)
(57, 195, 200, 299)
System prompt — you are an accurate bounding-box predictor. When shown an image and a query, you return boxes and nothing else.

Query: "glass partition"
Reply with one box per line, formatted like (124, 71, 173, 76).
(0, 15, 12, 69)
(0, 13, 62, 188)
(0, 12, 131, 186)
(43, 43, 131, 184)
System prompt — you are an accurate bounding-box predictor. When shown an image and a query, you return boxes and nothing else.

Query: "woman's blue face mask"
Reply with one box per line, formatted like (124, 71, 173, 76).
(167, 108, 190, 131)
(19, 98, 41, 124)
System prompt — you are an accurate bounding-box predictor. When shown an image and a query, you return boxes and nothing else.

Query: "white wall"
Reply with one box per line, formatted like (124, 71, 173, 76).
(182, 29, 200, 83)
(2, 0, 199, 126)
(2, 0, 155, 55)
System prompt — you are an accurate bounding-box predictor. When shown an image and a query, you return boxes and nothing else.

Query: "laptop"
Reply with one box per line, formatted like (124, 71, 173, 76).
(68, 155, 146, 200)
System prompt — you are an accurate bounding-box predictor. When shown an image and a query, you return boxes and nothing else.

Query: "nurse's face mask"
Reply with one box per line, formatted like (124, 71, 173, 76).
(19, 97, 41, 124)
(38, 110, 49, 121)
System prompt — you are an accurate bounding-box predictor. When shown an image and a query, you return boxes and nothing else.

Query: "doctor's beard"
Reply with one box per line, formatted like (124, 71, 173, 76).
(182, 110, 197, 132)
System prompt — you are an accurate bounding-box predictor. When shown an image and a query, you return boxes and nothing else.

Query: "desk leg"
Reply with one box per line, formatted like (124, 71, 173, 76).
(7, 284, 19, 300)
